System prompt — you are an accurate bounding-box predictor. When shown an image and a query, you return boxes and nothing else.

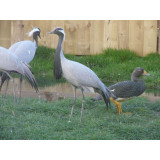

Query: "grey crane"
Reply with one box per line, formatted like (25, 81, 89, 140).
(48, 27, 112, 122)
(0, 46, 38, 102)
(0, 27, 40, 98)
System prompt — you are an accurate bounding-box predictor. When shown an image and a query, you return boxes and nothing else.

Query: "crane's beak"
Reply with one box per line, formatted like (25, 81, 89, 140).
(38, 34, 41, 39)
(48, 28, 56, 34)
(48, 31, 55, 34)
(143, 70, 150, 76)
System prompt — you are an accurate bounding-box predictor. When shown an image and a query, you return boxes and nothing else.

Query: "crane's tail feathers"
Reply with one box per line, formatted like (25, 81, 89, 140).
(23, 65, 39, 92)
(101, 90, 110, 108)
(105, 86, 116, 99)
(0, 85, 1, 91)
(24, 62, 31, 69)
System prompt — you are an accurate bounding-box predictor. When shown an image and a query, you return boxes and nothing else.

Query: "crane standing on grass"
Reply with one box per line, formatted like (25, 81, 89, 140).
(0, 47, 38, 102)
(0, 27, 40, 98)
(48, 27, 112, 122)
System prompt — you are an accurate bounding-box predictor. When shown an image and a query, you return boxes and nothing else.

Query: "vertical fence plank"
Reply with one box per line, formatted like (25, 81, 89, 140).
(118, 20, 129, 49)
(64, 20, 91, 55)
(129, 20, 144, 56)
(0, 20, 11, 48)
(104, 20, 118, 49)
(11, 20, 24, 45)
(90, 20, 104, 54)
(76, 20, 90, 55)
(64, 20, 79, 54)
(143, 20, 157, 56)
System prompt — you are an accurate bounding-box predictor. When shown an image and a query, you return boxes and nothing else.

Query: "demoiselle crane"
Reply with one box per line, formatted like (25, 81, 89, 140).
(0, 27, 40, 98)
(0, 47, 38, 102)
(48, 27, 112, 122)
(92, 67, 150, 114)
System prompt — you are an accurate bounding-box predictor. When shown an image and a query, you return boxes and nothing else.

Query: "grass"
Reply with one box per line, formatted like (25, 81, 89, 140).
(30, 46, 160, 89)
(0, 95, 160, 140)
(1, 46, 160, 140)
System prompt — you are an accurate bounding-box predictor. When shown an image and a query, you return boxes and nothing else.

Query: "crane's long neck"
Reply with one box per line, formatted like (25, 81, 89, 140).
(54, 35, 65, 79)
(33, 33, 38, 47)
(57, 35, 65, 59)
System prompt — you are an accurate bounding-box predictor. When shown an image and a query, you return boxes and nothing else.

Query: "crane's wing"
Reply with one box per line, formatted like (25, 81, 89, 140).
(0, 47, 23, 72)
(9, 40, 37, 64)
(62, 59, 102, 88)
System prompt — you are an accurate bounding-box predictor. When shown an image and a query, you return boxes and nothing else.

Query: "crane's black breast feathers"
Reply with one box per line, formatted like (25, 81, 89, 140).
(109, 80, 145, 99)
(54, 52, 62, 80)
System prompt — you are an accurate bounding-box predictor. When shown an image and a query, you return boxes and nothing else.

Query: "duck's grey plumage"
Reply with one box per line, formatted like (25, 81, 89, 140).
(92, 67, 150, 114)
(108, 80, 145, 99)
(93, 67, 149, 101)
(48, 27, 111, 122)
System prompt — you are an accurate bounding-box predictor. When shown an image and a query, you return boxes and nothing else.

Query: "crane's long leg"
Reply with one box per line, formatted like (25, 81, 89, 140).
(11, 78, 17, 103)
(0, 72, 2, 91)
(4, 78, 9, 97)
(19, 75, 23, 98)
(1, 71, 17, 103)
(68, 86, 76, 122)
(80, 89, 85, 122)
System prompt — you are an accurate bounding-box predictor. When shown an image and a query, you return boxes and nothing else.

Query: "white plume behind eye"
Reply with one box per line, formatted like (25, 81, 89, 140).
(59, 29, 65, 40)
(28, 28, 40, 37)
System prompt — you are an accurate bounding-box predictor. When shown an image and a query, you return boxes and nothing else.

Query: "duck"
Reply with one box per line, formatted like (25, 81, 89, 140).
(92, 67, 150, 114)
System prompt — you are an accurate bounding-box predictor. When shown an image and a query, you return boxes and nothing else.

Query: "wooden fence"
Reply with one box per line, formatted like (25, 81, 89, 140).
(0, 20, 158, 56)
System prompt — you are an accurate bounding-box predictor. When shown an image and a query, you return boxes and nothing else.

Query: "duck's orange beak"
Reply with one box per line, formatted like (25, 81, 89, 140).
(143, 70, 150, 76)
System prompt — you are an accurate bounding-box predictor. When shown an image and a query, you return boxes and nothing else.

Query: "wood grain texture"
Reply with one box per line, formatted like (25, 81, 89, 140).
(11, 20, 24, 45)
(118, 20, 129, 49)
(129, 20, 144, 56)
(0, 20, 158, 56)
(104, 20, 118, 49)
(0, 20, 11, 48)
(143, 20, 157, 56)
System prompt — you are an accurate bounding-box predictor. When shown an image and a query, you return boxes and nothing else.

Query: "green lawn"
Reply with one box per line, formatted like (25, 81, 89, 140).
(0, 95, 160, 140)
(1, 46, 160, 140)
